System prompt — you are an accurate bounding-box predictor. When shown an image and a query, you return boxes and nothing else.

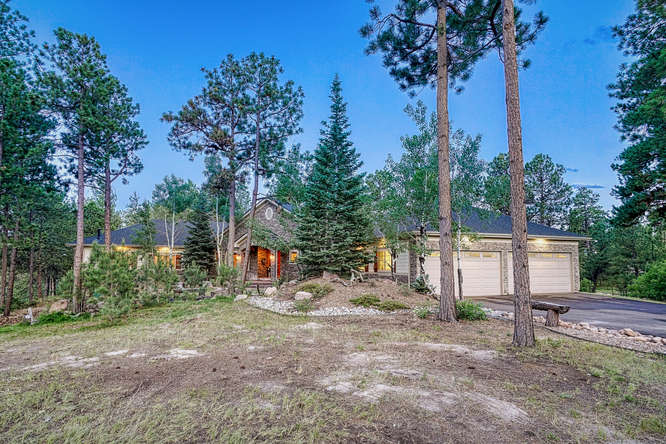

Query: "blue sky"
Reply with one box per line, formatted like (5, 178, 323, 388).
(18, 0, 634, 210)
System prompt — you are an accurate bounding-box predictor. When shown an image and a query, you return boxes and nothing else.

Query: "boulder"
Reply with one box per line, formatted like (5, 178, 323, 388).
(264, 287, 278, 297)
(234, 294, 248, 302)
(322, 271, 339, 281)
(619, 328, 639, 337)
(294, 291, 313, 301)
(49, 299, 69, 313)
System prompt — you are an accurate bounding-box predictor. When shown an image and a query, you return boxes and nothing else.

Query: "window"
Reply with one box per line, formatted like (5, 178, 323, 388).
(482, 252, 497, 258)
(376, 249, 392, 272)
(464, 252, 481, 258)
(233, 253, 242, 268)
(289, 250, 298, 263)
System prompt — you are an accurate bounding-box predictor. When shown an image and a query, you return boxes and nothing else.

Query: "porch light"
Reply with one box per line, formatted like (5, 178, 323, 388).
(270, 253, 275, 261)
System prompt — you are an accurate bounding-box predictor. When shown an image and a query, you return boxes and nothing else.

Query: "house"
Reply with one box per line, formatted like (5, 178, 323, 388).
(79, 198, 587, 296)
(78, 220, 225, 269)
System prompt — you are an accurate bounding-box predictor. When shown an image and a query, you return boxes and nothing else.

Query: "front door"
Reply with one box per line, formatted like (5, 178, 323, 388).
(257, 247, 271, 278)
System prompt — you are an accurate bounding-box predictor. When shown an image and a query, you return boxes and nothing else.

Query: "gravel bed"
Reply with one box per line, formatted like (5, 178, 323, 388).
(245, 296, 387, 317)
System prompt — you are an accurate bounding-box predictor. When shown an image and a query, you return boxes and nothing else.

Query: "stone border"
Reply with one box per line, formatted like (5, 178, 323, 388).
(482, 308, 666, 355)
(241, 295, 391, 317)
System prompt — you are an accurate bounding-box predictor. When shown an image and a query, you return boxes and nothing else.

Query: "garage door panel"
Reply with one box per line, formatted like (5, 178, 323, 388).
(507, 252, 572, 294)
(424, 251, 502, 297)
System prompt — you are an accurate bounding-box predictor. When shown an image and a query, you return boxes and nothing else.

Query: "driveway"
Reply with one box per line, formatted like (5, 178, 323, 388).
(475, 293, 666, 337)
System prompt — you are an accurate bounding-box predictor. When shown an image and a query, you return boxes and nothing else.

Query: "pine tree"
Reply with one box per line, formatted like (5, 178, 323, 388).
(182, 198, 216, 273)
(294, 76, 372, 275)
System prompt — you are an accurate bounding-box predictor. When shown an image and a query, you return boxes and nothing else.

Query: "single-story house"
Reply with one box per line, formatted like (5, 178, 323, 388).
(78, 198, 587, 296)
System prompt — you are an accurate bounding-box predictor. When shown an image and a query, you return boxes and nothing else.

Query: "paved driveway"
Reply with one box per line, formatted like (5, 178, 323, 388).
(476, 293, 666, 337)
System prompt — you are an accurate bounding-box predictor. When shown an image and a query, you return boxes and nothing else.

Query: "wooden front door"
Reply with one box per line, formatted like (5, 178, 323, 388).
(257, 247, 271, 278)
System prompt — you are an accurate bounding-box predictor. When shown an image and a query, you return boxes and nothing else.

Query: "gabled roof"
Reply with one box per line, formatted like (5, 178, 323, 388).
(79, 220, 225, 247)
(404, 209, 588, 240)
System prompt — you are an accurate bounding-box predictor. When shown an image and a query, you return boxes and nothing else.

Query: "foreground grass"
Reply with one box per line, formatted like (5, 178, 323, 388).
(1, 298, 664, 443)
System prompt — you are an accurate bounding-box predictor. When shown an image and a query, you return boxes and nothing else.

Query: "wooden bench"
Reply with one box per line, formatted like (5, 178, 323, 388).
(531, 301, 570, 327)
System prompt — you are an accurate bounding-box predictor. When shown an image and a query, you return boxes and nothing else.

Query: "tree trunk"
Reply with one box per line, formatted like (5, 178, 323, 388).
(0, 214, 8, 310)
(72, 134, 86, 313)
(104, 161, 112, 251)
(436, 4, 457, 322)
(456, 213, 463, 300)
(28, 246, 34, 305)
(502, 0, 534, 347)
(226, 177, 237, 267)
(4, 218, 19, 316)
(241, 134, 261, 283)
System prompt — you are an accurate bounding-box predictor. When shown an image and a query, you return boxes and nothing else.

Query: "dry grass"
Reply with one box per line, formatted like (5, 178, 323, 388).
(1, 298, 664, 443)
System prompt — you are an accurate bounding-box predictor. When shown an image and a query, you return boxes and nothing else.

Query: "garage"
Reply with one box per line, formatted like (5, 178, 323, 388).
(424, 251, 502, 297)
(508, 252, 572, 294)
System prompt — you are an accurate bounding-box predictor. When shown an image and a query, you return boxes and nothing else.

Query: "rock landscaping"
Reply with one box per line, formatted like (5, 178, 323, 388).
(483, 307, 666, 354)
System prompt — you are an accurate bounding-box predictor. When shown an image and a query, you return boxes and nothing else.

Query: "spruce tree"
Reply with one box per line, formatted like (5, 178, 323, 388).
(182, 198, 216, 273)
(294, 76, 372, 275)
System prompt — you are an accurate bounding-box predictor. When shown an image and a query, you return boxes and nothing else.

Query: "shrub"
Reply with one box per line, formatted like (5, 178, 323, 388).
(414, 305, 431, 319)
(411, 275, 434, 294)
(297, 282, 333, 299)
(455, 300, 487, 321)
(35, 311, 91, 325)
(56, 269, 75, 302)
(183, 265, 207, 288)
(216, 264, 245, 296)
(293, 299, 313, 313)
(349, 294, 381, 308)
(377, 300, 409, 311)
(628, 260, 666, 301)
(580, 278, 593, 293)
(83, 245, 137, 321)
(136, 260, 179, 306)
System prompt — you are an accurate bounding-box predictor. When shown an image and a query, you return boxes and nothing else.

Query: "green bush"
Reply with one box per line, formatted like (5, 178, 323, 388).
(35, 311, 91, 325)
(580, 278, 593, 293)
(216, 264, 245, 296)
(455, 300, 487, 321)
(293, 299, 314, 313)
(297, 282, 333, 299)
(183, 265, 207, 288)
(83, 245, 137, 321)
(349, 294, 381, 308)
(135, 260, 179, 306)
(414, 305, 431, 319)
(377, 300, 409, 311)
(628, 260, 666, 301)
(411, 275, 434, 294)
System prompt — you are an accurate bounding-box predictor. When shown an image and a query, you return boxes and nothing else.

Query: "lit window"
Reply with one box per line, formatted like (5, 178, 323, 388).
(465, 252, 481, 258)
(482, 252, 497, 258)
(233, 253, 241, 268)
(376, 249, 392, 272)
(289, 250, 298, 263)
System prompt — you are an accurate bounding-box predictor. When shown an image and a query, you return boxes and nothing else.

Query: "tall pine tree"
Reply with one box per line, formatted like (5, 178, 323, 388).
(182, 198, 216, 273)
(294, 76, 372, 275)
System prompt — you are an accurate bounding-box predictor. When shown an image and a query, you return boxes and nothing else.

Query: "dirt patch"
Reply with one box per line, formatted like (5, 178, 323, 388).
(278, 277, 434, 310)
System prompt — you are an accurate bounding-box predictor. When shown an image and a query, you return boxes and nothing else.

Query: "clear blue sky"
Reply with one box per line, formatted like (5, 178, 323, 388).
(18, 0, 634, 210)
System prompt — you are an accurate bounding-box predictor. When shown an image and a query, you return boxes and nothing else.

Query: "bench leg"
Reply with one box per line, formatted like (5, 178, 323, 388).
(545, 310, 560, 327)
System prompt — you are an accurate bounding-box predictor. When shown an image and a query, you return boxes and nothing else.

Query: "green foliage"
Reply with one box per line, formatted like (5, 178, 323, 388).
(349, 293, 408, 311)
(131, 200, 156, 255)
(568, 188, 606, 235)
(580, 278, 594, 293)
(411, 275, 434, 294)
(525, 154, 573, 228)
(293, 298, 314, 313)
(628, 260, 666, 301)
(83, 245, 136, 320)
(377, 300, 408, 312)
(182, 198, 216, 273)
(297, 283, 333, 299)
(609, 0, 666, 225)
(349, 294, 380, 308)
(294, 76, 373, 275)
(35, 311, 91, 325)
(216, 264, 244, 296)
(455, 300, 487, 321)
(135, 260, 178, 306)
(484, 153, 511, 215)
(361, 0, 547, 93)
(268, 144, 312, 209)
(183, 265, 207, 288)
(414, 305, 431, 319)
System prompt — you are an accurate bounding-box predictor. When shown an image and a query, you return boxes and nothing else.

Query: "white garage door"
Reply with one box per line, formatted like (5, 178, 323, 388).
(423, 251, 502, 297)
(508, 252, 572, 294)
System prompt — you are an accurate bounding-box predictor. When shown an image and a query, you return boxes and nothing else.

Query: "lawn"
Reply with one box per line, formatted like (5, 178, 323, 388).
(1, 298, 664, 443)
